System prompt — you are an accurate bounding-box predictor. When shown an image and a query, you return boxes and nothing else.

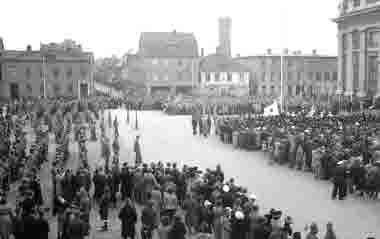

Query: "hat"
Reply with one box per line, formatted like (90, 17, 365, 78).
(249, 193, 257, 200)
(271, 210, 282, 220)
(222, 185, 230, 193)
(204, 200, 212, 207)
(235, 211, 245, 220)
(337, 160, 345, 165)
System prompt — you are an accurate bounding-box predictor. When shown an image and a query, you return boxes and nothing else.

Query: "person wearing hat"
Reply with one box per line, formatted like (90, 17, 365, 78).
(305, 222, 319, 239)
(168, 214, 186, 239)
(118, 198, 138, 239)
(230, 210, 247, 239)
(141, 200, 157, 239)
(133, 135, 142, 166)
(99, 186, 111, 231)
(331, 160, 348, 200)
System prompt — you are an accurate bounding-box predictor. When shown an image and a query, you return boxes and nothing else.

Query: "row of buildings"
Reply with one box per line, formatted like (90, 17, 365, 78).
(126, 18, 339, 105)
(0, 39, 95, 99)
(127, 1, 380, 105)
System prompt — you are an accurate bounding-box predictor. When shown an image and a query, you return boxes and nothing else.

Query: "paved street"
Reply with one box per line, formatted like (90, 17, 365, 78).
(105, 109, 380, 239)
(16, 109, 380, 239)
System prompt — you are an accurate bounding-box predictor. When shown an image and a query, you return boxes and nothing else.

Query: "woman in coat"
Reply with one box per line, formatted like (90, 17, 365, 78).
(118, 198, 137, 239)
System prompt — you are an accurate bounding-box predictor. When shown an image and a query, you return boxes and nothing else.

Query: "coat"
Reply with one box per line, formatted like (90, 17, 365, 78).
(168, 221, 186, 239)
(0, 205, 13, 239)
(65, 218, 87, 239)
(118, 204, 137, 238)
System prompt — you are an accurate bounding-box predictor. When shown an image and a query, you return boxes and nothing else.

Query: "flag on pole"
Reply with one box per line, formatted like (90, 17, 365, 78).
(263, 101, 279, 116)
(307, 105, 316, 117)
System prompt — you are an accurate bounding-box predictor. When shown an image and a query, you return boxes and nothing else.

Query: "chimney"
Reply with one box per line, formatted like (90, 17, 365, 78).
(283, 48, 289, 54)
(201, 48, 204, 57)
(26, 45, 32, 51)
(267, 49, 272, 55)
(312, 49, 317, 55)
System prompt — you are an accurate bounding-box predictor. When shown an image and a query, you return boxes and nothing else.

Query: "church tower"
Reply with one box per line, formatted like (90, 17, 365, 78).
(217, 17, 231, 58)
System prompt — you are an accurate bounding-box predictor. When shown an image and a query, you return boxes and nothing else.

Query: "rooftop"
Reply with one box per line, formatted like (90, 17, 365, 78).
(138, 31, 198, 58)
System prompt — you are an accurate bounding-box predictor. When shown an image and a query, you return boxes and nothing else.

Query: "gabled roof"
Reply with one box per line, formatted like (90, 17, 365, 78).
(138, 32, 198, 58)
(200, 53, 250, 72)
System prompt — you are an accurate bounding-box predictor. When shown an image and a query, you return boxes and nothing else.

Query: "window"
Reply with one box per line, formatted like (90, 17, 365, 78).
(227, 72, 232, 81)
(288, 85, 292, 96)
(324, 72, 330, 82)
(240, 72, 245, 82)
(262, 72, 266, 82)
(296, 85, 301, 95)
(367, 0, 380, 4)
(353, 52, 359, 91)
(26, 83, 32, 93)
(53, 83, 61, 95)
(261, 86, 267, 95)
(308, 72, 313, 81)
(342, 34, 347, 51)
(25, 67, 31, 80)
(270, 72, 274, 81)
(53, 68, 60, 80)
(178, 60, 183, 66)
(215, 72, 220, 81)
(164, 74, 169, 81)
(309, 86, 313, 96)
(297, 72, 302, 82)
(287, 72, 293, 82)
(152, 59, 158, 65)
(316, 72, 321, 81)
(66, 67, 73, 79)
(152, 73, 158, 81)
(270, 85, 275, 95)
(353, 0, 360, 7)
(40, 81, 44, 95)
(67, 83, 74, 94)
(206, 73, 210, 82)
(352, 31, 360, 50)
(333, 72, 338, 81)
(80, 67, 87, 79)
(368, 55, 378, 94)
(7, 65, 17, 78)
(367, 30, 380, 48)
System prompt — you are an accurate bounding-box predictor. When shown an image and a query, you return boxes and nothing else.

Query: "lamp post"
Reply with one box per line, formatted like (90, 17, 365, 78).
(135, 103, 139, 130)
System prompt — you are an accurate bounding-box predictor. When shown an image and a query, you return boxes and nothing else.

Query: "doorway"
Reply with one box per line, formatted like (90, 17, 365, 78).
(80, 83, 88, 99)
(9, 83, 19, 100)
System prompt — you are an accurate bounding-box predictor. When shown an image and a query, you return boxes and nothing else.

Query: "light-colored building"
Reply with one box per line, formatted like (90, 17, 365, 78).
(334, 0, 380, 98)
(128, 31, 199, 96)
(0, 38, 94, 99)
(199, 53, 250, 97)
(216, 17, 232, 58)
(236, 49, 338, 105)
(94, 81, 123, 98)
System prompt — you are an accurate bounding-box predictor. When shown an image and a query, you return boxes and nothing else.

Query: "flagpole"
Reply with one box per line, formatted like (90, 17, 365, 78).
(280, 53, 284, 113)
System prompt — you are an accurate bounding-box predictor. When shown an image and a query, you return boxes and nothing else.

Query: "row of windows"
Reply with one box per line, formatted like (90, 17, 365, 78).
(7, 65, 88, 80)
(258, 84, 336, 97)
(343, 30, 380, 50)
(255, 71, 337, 82)
(204, 72, 246, 83)
(152, 59, 184, 66)
(21, 82, 75, 95)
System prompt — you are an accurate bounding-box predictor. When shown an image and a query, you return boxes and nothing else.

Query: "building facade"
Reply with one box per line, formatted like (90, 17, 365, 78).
(334, 0, 380, 98)
(199, 53, 250, 97)
(127, 31, 199, 97)
(0, 38, 94, 99)
(236, 50, 338, 105)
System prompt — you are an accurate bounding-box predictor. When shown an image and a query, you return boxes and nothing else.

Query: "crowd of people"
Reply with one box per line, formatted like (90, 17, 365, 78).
(213, 111, 380, 201)
(0, 95, 379, 239)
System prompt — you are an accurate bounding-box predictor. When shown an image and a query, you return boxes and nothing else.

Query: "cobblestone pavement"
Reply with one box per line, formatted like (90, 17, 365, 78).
(9, 109, 380, 239)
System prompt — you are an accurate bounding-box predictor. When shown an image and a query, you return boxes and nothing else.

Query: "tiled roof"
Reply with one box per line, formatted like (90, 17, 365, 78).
(138, 32, 198, 58)
(200, 54, 250, 72)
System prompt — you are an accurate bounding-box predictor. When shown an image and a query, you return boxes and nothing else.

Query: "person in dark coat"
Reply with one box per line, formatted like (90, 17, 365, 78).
(118, 198, 137, 239)
(134, 136, 142, 166)
(65, 211, 87, 239)
(120, 164, 134, 200)
(331, 161, 348, 200)
(99, 186, 111, 231)
(168, 215, 186, 239)
(34, 209, 50, 239)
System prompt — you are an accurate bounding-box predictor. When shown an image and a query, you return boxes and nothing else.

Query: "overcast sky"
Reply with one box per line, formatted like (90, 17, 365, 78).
(1, 0, 340, 58)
